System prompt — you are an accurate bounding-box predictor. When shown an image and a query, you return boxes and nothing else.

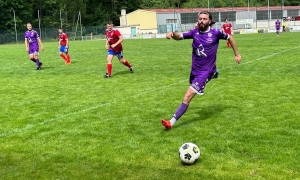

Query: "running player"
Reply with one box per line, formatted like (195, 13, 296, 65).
(24, 23, 44, 70)
(222, 18, 233, 48)
(58, 28, 71, 64)
(161, 12, 241, 130)
(104, 21, 133, 78)
(275, 18, 281, 36)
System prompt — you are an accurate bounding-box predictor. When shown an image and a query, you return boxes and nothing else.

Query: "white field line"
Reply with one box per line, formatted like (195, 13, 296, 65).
(1, 46, 298, 137)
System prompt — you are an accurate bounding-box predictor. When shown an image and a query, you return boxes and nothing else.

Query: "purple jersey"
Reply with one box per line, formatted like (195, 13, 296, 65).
(182, 27, 229, 75)
(275, 20, 281, 30)
(25, 30, 40, 48)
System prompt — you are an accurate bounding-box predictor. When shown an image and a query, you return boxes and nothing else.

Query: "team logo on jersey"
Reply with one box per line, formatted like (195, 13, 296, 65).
(196, 44, 207, 57)
(208, 33, 212, 37)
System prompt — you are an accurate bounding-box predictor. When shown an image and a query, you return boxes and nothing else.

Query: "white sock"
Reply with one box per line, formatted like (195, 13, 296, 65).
(170, 117, 176, 126)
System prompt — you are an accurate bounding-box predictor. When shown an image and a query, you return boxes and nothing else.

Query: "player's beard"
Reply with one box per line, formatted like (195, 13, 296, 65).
(198, 22, 210, 32)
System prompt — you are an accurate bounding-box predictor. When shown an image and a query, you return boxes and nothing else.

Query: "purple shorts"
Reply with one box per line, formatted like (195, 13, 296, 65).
(189, 71, 215, 95)
(28, 46, 39, 55)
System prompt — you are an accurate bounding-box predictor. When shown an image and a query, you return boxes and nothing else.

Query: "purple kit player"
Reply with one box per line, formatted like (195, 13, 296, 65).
(275, 18, 281, 36)
(161, 11, 242, 130)
(24, 23, 44, 70)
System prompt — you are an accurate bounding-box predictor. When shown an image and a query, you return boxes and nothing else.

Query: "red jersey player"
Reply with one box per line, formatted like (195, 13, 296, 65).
(222, 18, 233, 48)
(104, 21, 133, 78)
(58, 28, 71, 64)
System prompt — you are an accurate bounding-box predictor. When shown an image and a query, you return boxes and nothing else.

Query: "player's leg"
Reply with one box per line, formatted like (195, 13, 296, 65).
(33, 52, 42, 70)
(59, 46, 68, 63)
(162, 72, 214, 129)
(65, 47, 71, 64)
(117, 52, 133, 73)
(104, 50, 114, 78)
(161, 88, 196, 129)
(29, 53, 36, 63)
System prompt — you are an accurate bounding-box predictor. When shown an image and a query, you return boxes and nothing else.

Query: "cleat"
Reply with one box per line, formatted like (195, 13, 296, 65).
(130, 66, 134, 73)
(103, 73, 112, 78)
(212, 70, 219, 79)
(161, 119, 172, 129)
(36, 62, 42, 70)
(66, 61, 71, 65)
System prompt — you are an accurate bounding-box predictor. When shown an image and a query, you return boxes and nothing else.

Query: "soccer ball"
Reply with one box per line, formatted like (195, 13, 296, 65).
(179, 142, 200, 164)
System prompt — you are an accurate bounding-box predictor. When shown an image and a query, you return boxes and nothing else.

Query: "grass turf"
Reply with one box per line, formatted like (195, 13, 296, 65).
(0, 32, 299, 179)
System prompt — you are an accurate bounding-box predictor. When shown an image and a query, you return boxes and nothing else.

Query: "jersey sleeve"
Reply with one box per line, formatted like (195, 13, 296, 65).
(217, 29, 229, 40)
(64, 34, 68, 39)
(24, 32, 27, 39)
(35, 31, 40, 39)
(182, 29, 195, 39)
(115, 30, 122, 37)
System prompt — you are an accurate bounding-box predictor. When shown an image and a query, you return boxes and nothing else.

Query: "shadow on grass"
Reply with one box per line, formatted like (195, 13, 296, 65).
(171, 104, 235, 129)
(113, 70, 134, 76)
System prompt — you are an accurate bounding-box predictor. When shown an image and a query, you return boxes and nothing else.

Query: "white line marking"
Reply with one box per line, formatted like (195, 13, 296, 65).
(1, 45, 299, 137)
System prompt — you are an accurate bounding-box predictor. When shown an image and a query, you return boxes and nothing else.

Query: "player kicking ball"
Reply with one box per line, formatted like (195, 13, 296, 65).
(24, 23, 44, 70)
(58, 28, 71, 64)
(104, 21, 133, 78)
(161, 12, 241, 130)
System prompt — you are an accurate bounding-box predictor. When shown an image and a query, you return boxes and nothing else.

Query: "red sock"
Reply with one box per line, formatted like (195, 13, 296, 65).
(67, 54, 71, 62)
(227, 41, 231, 48)
(107, 64, 112, 76)
(60, 54, 68, 62)
(123, 60, 132, 68)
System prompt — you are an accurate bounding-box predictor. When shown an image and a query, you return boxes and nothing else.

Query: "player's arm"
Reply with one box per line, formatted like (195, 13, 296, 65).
(25, 38, 28, 51)
(228, 36, 241, 64)
(111, 36, 124, 48)
(105, 40, 110, 49)
(38, 38, 44, 51)
(58, 39, 60, 49)
(166, 32, 183, 40)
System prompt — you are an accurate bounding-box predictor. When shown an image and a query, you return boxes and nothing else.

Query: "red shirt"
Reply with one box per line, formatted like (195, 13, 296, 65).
(106, 29, 123, 52)
(222, 23, 232, 35)
(59, 33, 68, 46)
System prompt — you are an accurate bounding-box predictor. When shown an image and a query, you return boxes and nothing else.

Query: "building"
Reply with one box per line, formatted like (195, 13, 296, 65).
(117, 6, 300, 36)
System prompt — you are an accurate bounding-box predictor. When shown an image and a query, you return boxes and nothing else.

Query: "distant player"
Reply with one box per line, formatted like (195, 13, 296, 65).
(275, 18, 281, 36)
(222, 18, 233, 48)
(58, 28, 71, 64)
(24, 23, 44, 70)
(282, 20, 286, 32)
(104, 21, 133, 78)
(161, 12, 241, 130)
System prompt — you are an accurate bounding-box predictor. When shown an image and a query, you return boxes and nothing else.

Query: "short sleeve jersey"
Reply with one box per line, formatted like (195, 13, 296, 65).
(182, 27, 229, 75)
(275, 20, 281, 30)
(106, 29, 123, 52)
(59, 33, 68, 46)
(24, 30, 39, 48)
(222, 23, 232, 35)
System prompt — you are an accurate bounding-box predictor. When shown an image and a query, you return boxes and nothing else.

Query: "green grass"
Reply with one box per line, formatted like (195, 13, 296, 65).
(0, 32, 300, 179)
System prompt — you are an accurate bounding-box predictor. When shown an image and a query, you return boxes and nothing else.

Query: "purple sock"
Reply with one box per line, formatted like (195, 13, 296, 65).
(35, 59, 40, 67)
(173, 103, 189, 120)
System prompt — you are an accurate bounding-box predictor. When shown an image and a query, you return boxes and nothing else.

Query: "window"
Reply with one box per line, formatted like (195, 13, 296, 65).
(166, 19, 177, 24)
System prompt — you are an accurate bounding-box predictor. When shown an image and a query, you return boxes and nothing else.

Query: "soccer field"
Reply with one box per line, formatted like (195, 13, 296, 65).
(0, 32, 300, 179)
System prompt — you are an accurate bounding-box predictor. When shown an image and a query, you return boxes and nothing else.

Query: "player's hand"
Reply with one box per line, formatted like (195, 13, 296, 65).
(111, 44, 116, 48)
(41, 46, 44, 51)
(105, 44, 109, 49)
(235, 54, 241, 64)
(25, 47, 28, 52)
(166, 32, 173, 39)
(58, 46, 60, 49)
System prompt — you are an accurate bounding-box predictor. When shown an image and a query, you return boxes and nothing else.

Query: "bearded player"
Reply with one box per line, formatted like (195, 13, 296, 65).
(161, 12, 241, 129)
(24, 23, 44, 70)
(222, 18, 233, 48)
(58, 28, 71, 64)
(104, 21, 133, 78)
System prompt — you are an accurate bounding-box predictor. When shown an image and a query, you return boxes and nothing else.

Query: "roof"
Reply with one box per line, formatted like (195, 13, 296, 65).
(144, 6, 300, 13)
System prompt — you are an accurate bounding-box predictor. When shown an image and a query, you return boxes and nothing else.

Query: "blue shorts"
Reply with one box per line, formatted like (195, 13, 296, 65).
(108, 50, 123, 59)
(59, 46, 68, 53)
